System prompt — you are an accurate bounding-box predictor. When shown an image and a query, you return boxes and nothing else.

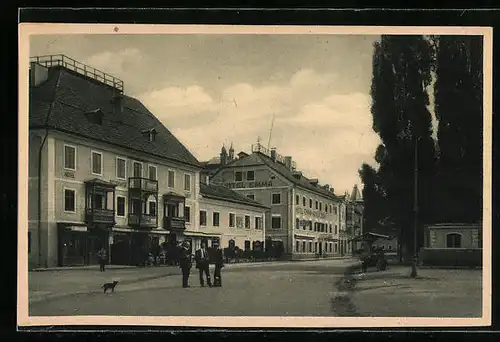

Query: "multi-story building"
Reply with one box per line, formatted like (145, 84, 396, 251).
(196, 177, 268, 251)
(210, 142, 345, 259)
(344, 184, 364, 255)
(28, 55, 204, 268)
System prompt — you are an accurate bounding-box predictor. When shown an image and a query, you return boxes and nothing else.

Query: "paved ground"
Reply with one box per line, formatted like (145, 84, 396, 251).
(347, 266, 483, 317)
(28, 261, 483, 318)
(29, 259, 359, 316)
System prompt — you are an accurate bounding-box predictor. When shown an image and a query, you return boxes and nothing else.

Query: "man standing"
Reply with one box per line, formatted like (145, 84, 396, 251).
(212, 242, 224, 287)
(97, 247, 107, 272)
(179, 241, 192, 288)
(195, 241, 212, 287)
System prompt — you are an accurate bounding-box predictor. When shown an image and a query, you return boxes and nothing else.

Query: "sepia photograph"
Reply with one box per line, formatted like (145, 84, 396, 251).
(18, 24, 491, 328)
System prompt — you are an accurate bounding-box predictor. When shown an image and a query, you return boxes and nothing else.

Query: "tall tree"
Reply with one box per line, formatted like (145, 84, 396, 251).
(432, 35, 483, 223)
(368, 36, 436, 261)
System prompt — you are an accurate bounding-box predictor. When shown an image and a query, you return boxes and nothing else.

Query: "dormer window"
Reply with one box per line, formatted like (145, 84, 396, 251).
(141, 128, 157, 142)
(85, 108, 104, 125)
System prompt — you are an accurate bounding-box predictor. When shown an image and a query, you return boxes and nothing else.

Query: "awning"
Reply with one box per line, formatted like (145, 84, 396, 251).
(294, 234, 315, 240)
(349, 232, 392, 242)
(183, 230, 222, 238)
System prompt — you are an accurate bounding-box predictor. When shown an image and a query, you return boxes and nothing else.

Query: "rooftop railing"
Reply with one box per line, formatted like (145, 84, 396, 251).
(30, 54, 124, 93)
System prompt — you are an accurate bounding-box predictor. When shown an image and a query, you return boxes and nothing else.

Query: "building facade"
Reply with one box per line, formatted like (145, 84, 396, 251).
(210, 143, 346, 259)
(196, 178, 268, 251)
(28, 55, 204, 268)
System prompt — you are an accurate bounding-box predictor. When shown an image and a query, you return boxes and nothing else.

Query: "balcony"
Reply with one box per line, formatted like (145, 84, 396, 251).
(163, 216, 186, 231)
(128, 177, 158, 193)
(85, 208, 115, 225)
(128, 213, 157, 228)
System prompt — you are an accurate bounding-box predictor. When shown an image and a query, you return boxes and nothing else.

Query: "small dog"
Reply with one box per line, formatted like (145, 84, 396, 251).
(101, 281, 119, 293)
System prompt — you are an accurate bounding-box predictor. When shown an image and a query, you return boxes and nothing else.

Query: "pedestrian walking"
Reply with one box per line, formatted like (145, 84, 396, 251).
(212, 242, 224, 287)
(194, 242, 212, 287)
(97, 247, 107, 272)
(179, 241, 192, 288)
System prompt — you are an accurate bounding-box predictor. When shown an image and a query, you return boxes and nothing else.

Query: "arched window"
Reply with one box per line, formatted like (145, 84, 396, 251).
(446, 233, 462, 248)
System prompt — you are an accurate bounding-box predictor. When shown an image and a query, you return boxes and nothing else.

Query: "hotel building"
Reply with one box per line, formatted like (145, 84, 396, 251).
(210, 143, 349, 259)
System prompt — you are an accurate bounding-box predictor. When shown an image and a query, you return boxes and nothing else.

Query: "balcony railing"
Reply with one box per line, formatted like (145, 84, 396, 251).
(128, 213, 157, 227)
(85, 208, 115, 225)
(128, 177, 158, 193)
(163, 216, 186, 231)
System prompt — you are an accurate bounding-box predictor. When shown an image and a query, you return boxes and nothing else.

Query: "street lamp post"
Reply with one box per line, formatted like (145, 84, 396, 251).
(410, 137, 419, 278)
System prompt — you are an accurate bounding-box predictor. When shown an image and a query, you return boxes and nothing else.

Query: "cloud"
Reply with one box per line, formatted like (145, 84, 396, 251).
(136, 67, 379, 194)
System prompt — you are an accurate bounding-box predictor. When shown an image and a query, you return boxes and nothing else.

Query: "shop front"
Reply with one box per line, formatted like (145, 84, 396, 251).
(57, 223, 109, 267)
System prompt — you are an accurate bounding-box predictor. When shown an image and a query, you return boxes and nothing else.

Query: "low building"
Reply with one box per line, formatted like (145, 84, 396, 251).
(210, 142, 345, 259)
(28, 55, 203, 268)
(196, 177, 268, 252)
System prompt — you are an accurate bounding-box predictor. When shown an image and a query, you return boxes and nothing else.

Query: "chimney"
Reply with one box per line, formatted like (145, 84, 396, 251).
(29, 62, 49, 87)
(284, 156, 293, 170)
(292, 171, 302, 180)
(270, 148, 277, 162)
(111, 92, 124, 114)
(324, 184, 330, 191)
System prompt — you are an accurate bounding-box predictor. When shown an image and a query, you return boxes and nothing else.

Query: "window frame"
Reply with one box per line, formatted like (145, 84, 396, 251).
(255, 216, 263, 230)
(63, 188, 76, 213)
(271, 192, 282, 205)
(246, 170, 255, 181)
(235, 171, 243, 182)
(246, 193, 255, 200)
(167, 169, 175, 188)
(295, 194, 299, 205)
(184, 173, 192, 192)
(131, 160, 143, 178)
(116, 157, 127, 180)
(271, 214, 282, 229)
(90, 150, 103, 176)
(213, 211, 220, 227)
(446, 233, 463, 248)
(199, 210, 207, 227)
(244, 215, 251, 229)
(229, 212, 236, 228)
(184, 205, 191, 223)
(148, 164, 158, 181)
(63, 144, 77, 171)
(302, 196, 306, 206)
(148, 200, 157, 217)
(116, 195, 126, 217)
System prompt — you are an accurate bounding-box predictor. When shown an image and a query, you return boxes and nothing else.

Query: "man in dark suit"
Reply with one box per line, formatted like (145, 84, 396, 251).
(212, 242, 224, 287)
(194, 242, 212, 287)
(179, 241, 192, 288)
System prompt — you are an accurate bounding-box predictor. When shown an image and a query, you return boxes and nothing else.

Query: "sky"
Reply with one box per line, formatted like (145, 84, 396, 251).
(30, 34, 382, 195)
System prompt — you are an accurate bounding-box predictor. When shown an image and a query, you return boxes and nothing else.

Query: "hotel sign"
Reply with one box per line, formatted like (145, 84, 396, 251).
(223, 180, 274, 189)
(296, 207, 327, 219)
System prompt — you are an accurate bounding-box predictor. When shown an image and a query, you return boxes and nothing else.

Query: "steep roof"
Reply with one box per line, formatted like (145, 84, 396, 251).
(253, 152, 340, 201)
(29, 66, 201, 168)
(200, 182, 269, 209)
(350, 184, 363, 202)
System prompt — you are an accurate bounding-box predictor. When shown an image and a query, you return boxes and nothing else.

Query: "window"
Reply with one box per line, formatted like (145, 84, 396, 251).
(116, 157, 126, 179)
(335, 224, 338, 234)
(319, 202, 322, 211)
(117, 196, 126, 217)
(149, 201, 157, 216)
(296, 218, 300, 229)
(91, 151, 103, 175)
(184, 174, 191, 192)
(296, 241, 300, 252)
(92, 193, 104, 209)
(246, 171, 255, 181)
(325, 204, 328, 213)
(64, 145, 76, 170)
(255, 216, 263, 229)
(184, 206, 191, 223)
(246, 194, 255, 200)
(244, 240, 251, 250)
(309, 242, 312, 252)
(272, 193, 281, 204)
(309, 199, 313, 208)
(133, 161, 142, 177)
(229, 213, 235, 227)
(334, 207, 338, 215)
(335, 243, 338, 253)
(148, 165, 157, 181)
(200, 210, 207, 226)
(271, 215, 282, 229)
(303, 196, 306, 206)
(64, 189, 76, 212)
(245, 215, 251, 229)
(315, 200, 318, 210)
(446, 233, 462, 248)
(309, 220, 313, 231)
(302, 241, 306, 253)
(236, 216, 244, 228)
(329, 224, 332, 233)
(28, 232, 31, 254)
(235, 171, 243, 182)
(315, 242, 318, 252)
(329, 205, 332, 213)
(167, 170, 175, 188)
(295, 195, 299, 205)
(213, 212, 220, 227)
